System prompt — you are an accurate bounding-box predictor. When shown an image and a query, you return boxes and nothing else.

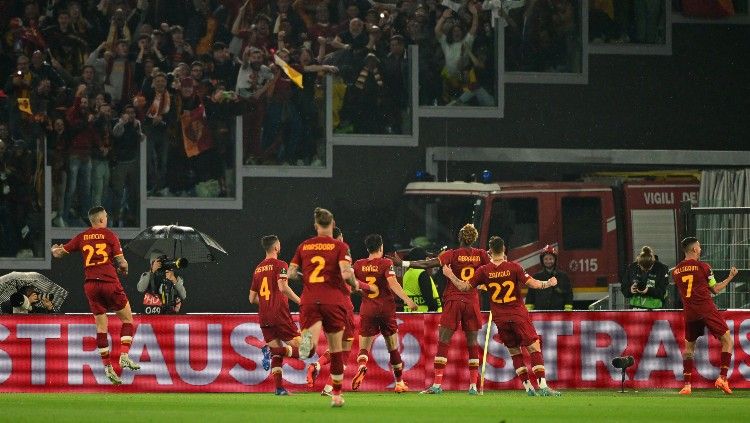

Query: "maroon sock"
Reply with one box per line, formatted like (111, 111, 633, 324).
(330, 351, 344, 395)
(120, 323, 133, 355)
(271, 355, 283, 389)
(720, 352, 731, 378)
(433, 342, 450, 385)
(270, 346, 287, 357)
(468, 344, 480, 385)
(97, 332, 111, 366)
(683, 358, 694, 384)
(511, 354, 530, 382)
(389, 348, 403, 382)
(530, 351, 545, 380)
(289, 346, 299, 358)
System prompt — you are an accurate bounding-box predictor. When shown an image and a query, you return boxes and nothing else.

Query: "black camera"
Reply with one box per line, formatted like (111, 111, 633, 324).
(611, 356, 634, 369)
(156, 255, 189, 272)
(40, 292, 55, 301)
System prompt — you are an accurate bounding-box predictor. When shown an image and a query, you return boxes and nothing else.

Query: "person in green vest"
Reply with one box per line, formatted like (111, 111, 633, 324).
(621, 246, 670, 310)
(401, 247, 442, 312)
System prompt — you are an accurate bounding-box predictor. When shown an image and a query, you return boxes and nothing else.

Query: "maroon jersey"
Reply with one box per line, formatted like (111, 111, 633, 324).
(354, 257, 397, 312)
(63, 227, 123, 283)
(291, 236, 351, 305)
(672, 259, 718, 320)
(439, 247, 490, 302)
(471, 260, 530, 317)
(251, 258, 291, 325)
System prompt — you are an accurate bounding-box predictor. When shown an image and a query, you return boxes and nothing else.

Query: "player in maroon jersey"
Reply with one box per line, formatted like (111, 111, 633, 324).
(394, 224, 489, 394)
(289, 207, 362, 407)
(51, 206, 140, 385)
(442, 236, 562, 396)
(249, 235, 302, 396)
(672, 237, 738, 395)
(350, 234, 418, 393)
(308, 227, 362, 396)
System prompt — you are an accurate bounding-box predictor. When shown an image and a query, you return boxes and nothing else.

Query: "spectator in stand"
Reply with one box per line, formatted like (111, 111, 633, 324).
(42, 10, 87, 77)
(29, 50, 65, 91)
(111, 103, 144, 226)
(236, 46, 273, 165)
(4, 55, 35, 140)
(343, 52, 385, 134)
(165, 25, 195, 65)
(90, 102, 114, 210)
(88, 39, 135, 108)
(47, 117, 69, 228)
(64, 86, 97, 225)
(527, 245, 574, 311)
(144, 72, 172, 196)
(381, 34, 409, 134)
(435, 3, 479, 104)
(296, 47, 337, 165)
(209, 42, 239, 90)
(262, 48, 303, 165)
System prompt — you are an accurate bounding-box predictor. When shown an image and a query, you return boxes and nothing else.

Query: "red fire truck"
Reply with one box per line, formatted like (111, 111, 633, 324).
(391, 179, 699, 301)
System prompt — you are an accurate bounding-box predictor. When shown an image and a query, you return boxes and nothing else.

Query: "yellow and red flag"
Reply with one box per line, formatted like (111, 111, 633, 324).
(274, 54, 303, 89)
(17, 97, 32, 115)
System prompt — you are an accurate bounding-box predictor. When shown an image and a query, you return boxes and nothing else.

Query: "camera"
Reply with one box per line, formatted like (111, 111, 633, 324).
(40, 292, 55, 301)
(156, 255, 189, 272)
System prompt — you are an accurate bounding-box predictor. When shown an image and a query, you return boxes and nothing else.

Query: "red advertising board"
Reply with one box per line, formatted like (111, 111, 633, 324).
(1, 311, 748, 392)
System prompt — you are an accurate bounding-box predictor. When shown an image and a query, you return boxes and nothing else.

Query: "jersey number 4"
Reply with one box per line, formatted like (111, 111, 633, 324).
(488, 281, 517, 304)
(259, 277, 271, 301)
(82, 243, 108, 267)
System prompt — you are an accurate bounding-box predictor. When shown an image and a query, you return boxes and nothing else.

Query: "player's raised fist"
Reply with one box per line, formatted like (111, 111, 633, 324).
(729, 267, 738, 279)
(548, 277, 558, 287)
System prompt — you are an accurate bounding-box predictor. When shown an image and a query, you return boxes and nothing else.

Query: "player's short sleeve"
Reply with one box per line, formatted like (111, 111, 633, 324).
(337, 241, 351, 263)
(108, 230, 124, 256)
(277, 261, 289, 280)
(383, 258, 396, 277)
(438, 250, 453, 266)
(701, 262, 716, 286)
(250, 271, 260, 293)
(516, 262, 531, 284)
(63, 233, 81, 253)
(290, 245, 302, 266)
(468, 265, 486, 288)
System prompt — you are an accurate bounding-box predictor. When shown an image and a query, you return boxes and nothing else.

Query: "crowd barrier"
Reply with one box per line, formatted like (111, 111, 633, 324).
(1, 311, 748, 392)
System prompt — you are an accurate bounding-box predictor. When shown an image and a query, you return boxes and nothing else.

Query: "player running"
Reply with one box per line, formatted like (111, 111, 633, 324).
(249, 235, 302, 396)
(351, 234, 418, 393)
(51, 206, 140, 385)
(442, 236, 562, 396)
(395, 224, 489, 395)
(673, 237, 738, 395)
(289, 207, 362, 407)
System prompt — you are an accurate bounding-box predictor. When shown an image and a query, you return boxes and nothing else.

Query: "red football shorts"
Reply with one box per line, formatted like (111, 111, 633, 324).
(492, 315, 539, 348)
(84, 281, 128, 315)
(343, 304, 356, 341)
(300, 303, 348, 334)
(684, 309, 730, 342)
(260, 314, 301, 343)
(439, 299, 483, 332)
(359, 307, 398, 338)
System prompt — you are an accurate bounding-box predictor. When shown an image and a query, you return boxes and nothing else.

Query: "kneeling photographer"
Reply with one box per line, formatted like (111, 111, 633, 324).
(621, 246, 669, 310)
(137, 252, 188, 314)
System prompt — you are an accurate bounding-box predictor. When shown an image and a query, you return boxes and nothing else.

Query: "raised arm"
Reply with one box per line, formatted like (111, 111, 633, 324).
(435, 8, 451, 37)
(387, 275, 418, 310)
(340, 260, 360, 291)
(287, 263, 301, 283)
(526, 275, 557, 290)
(468, 2, 479, 36)
(710, 267, 738, 295)
(51, 243, 68, 258)
(396, 255, 441, 269)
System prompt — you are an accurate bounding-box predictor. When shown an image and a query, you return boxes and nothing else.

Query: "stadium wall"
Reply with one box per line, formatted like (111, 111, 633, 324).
(6, 24, 750, 314)
(2, 311, 749, 392)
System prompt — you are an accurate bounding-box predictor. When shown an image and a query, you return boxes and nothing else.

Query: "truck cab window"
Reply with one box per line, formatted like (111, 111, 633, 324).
(562, 197, 602, 249)
(489, 198, 539, 249)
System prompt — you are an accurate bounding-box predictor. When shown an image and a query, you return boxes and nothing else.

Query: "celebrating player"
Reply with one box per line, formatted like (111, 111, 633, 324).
(249, 235, 302, 396)
(289, 207, 361, 407)
(51, 206, 140, 385)
(673, 237, 738, 395)
(442, 236, 562, 396)
(351, 234, 418, 393)
(308, 227, 360, 396)
(395, 224, 489, 395)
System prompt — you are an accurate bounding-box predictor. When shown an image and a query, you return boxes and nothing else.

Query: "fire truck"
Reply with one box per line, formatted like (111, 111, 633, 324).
(389, 178, 699, 302)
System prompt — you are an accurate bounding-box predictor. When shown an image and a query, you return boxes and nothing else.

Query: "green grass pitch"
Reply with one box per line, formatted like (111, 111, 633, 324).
(1, 390, 749, 422)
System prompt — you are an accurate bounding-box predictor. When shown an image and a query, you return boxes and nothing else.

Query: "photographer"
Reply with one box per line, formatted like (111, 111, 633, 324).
(137, 252, 187, 314)
(0, 286, 54, 314)
(621, 246, 670, 310)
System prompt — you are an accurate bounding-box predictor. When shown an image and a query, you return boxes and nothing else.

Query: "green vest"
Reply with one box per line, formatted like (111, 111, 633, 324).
(629, 295, 663, 310)
(402, 269, 442, 312)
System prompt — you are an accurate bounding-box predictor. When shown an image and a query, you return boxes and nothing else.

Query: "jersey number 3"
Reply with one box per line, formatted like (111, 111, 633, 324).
(82, 243, 108, 267)
(488, 281, 517, 304)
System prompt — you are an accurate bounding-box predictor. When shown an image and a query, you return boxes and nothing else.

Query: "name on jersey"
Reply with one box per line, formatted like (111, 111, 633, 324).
(673, 265, 698, 275)
(361, 265, 379, 273)
(83, 233, 105, 241)
(302, 243, 336, 251)
(255, 264, 274, 274)
(457, 255, 481, 263)
(488, 270, 511, 279)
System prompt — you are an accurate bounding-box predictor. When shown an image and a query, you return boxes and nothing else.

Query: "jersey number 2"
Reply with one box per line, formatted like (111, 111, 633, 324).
(310, 256, 326, 283)
(82, 243, 108, 267)
(488, 281, 517, 304)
